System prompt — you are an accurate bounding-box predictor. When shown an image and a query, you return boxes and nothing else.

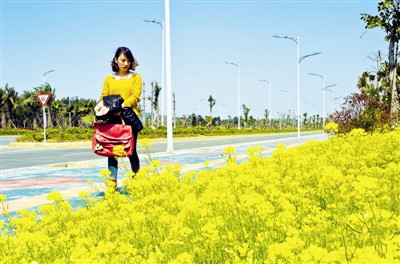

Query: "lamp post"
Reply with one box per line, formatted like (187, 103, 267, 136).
(273, 35, 321, 137)
(43, 69, 54, 85)
(324, 84, 337, 116)
(325, 88, 334, 115)
(225, 61, 240, 129)
(259, 79, 271, 118)
(165, 0, 173, 153)
(144, 19, 165, 126)
(308, 72, 325, 130)
(334, 96, 342, 111)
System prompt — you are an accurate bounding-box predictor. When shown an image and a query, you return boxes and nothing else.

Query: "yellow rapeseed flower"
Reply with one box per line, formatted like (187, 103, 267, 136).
(139, 138, 152, 149)
(324, 121, 338, 135)
(112, 145, 127, 157)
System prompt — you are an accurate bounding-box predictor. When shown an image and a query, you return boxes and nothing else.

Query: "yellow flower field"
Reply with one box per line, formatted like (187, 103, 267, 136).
(1, 128, 399, 263)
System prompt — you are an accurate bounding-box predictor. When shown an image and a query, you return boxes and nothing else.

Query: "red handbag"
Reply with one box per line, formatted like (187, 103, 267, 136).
(92, 123, 134, 157)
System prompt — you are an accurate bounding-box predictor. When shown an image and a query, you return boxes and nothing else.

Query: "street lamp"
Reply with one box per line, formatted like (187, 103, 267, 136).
(273, 35, 321, 137)
(225, 61, 240, 129)
(144, 19, 165, 126)
(334, 96, 342, 111)
(325, 84, 337, 115)
(259, 79, 271, 118)
(308, 72, 326, 130)
(43, 69, 55, 85)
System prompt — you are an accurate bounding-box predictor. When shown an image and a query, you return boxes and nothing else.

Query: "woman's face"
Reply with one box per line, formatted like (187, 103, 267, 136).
(115, 53, 131, 74)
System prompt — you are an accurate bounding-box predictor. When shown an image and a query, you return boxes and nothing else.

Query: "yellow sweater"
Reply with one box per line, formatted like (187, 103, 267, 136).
(100, 72, 142, 115)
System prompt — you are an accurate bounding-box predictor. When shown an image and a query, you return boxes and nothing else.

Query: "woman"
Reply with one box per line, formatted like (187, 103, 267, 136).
(100, 47, 142, 189)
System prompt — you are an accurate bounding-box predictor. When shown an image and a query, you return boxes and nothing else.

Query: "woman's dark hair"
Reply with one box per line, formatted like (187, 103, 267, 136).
(111, 47, 135, 72)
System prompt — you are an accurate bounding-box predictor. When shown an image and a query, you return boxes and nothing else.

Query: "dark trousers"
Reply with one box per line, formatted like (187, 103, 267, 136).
(107, 115, 140, 180)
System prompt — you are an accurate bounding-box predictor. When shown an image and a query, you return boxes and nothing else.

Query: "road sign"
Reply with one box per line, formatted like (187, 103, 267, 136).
(36, 93, 51, 106)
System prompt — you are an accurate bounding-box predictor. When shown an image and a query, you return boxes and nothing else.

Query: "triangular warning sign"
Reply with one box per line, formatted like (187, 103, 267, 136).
(36, 93, 51, 106)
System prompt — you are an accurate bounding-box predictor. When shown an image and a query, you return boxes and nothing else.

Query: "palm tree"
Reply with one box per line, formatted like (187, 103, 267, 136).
(2, 84, 18, 128)
(72, 98, 96, 127)
(0, 88, 5, 128)
(51, 100, 68, 128)
(208, 95, 216, 116)
(21, 90, 42, 128)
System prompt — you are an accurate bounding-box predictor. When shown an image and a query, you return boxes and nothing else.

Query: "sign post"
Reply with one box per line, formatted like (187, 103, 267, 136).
(36, 94, 51, 143)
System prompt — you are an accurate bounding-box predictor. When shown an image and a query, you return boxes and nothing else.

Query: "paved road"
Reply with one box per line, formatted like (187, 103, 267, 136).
(0, 136, 17, 146)
(0, 131, 324, 170)
(1, 131, 327, 212)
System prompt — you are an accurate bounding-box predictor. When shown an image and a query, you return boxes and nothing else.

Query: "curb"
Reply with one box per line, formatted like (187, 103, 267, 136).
(9, 141, 92, 148)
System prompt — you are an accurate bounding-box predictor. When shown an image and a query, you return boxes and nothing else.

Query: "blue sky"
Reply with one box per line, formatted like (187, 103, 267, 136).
(1, 0, 387, 119)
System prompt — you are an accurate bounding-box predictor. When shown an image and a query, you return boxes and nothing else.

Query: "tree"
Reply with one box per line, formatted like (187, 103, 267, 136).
(361, 0, 400, 117)
(264, 109, 270, 127)
(180, 115, 188, 128)
(190, 113, 197, 127)
(205, 116, 212, 129)
(248, 115, 256, 128)
(51, 100, 68, 128)
(21, 90, 42, 128)
(0, 88, 5, 128)
(303, 112, 308, 127)
(197, 115, 205, 126)
(227, 115, 232, 128)
(148, 81, 161, 127)
(1, 84, 18, 128)
(242, 104, 250, 127)
(208, 95, 216, 116)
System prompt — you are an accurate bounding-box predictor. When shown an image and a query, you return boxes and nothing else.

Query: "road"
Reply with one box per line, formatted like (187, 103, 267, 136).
(0, 131, 325, 170)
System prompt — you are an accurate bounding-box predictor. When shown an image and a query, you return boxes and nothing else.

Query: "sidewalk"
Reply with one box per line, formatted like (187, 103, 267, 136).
(1, 133, 327, 213)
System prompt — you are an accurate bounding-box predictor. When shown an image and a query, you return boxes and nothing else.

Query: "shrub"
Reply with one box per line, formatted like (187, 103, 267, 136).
(330, 93, 394, 133)
(15, 128, 93, 142)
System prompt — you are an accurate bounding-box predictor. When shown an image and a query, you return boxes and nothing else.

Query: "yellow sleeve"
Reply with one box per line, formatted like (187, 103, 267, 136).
(100, 75, 110, 101)
(124, 73, 142, 108)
